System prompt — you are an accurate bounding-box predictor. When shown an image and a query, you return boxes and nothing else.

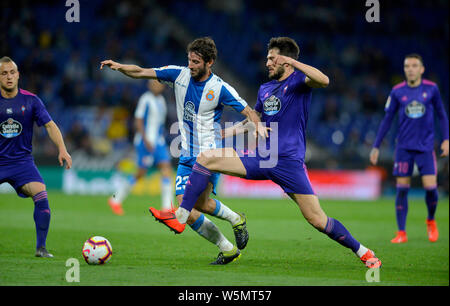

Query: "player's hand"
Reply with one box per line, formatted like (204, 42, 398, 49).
(253, 122, 271, 139)
(59, 150, 72, 169)
(369, 148, 379, 165)
(273, 54, 292, 67)
(441, 139, 449, 157)
(100, 60, 122, 71)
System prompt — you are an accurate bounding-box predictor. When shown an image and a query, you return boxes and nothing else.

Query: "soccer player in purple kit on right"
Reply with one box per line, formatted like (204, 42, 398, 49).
(0, 56, 72, 257)
(370, 54, 449, 243)
(151, 37, 382, 268)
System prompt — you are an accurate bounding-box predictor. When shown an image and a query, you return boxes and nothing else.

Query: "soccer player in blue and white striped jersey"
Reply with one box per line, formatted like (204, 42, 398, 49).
(108, 80, 173, 216)
(101, 37, 267, 264)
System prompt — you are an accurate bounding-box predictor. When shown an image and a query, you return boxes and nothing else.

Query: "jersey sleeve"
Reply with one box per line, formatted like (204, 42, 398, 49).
(153, 65, 184, 86)
(254, 88, 263, 113)
(431, 85, 449, 141)
(33, 96, 52, 127)
(219, 83, 248, 113)
(373, 90, 399, 148)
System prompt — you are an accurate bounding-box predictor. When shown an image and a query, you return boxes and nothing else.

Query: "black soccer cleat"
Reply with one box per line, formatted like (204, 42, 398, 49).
(233, 212, 249, 250)
(35, 246, 54, 258)
(210, 246, 241, 265)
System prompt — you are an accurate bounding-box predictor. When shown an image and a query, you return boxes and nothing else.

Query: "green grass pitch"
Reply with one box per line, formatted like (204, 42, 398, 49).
(0, 191, 448, 286)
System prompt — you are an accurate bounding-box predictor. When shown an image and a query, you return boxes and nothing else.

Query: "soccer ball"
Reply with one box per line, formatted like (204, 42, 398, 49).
(82, 236, 113, 265)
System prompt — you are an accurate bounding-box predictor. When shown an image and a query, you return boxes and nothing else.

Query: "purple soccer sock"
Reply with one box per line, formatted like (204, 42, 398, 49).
(321, 217, 361, 253)
(33, 191, 51, 249)
(180, 162, 212, 212)
(396, 184, 410, 231)
(425, 186, 438, 221)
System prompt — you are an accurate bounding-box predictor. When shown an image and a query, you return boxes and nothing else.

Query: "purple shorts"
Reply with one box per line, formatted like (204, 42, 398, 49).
(238, 152, 315, 195)
(393, 148, 437, 177)
(0, 160, 45, 198)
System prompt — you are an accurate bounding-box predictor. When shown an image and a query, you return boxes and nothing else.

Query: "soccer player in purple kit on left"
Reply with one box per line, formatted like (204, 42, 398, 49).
(0, 56, 72, 258)
(151, 37, 382, 268)
(370, 54, 449, 244)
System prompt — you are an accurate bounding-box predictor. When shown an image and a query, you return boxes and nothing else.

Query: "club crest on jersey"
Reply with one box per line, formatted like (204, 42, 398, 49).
(183, 101, 196, 122)
(263, 95, 281, 116)
(21, 105, 26, 114)
(0, 118, 23, 138)
(205, 90, 215, 101)
(405, 100, 426, 119)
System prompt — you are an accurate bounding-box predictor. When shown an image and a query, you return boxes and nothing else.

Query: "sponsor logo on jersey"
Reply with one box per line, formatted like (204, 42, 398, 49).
(405, 100, 426, 119)
(183, 101, 196, 122)
(0, 118, 23, 138)
(6, 108, 13, 114)
(263, 95, 281, 115)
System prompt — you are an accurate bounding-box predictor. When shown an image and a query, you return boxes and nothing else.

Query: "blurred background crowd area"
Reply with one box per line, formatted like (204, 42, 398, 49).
(1, 0, 449, 190)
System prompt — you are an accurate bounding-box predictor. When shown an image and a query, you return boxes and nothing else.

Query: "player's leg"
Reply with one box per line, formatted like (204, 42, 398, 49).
(392, 176, 411, 243)
(157, 161, 173, 210)
(391, 148, 414, 243)
(287, 193, 381, 268)
(178, 190, 240, 264)
(176, 148, 247, 223)
(418, 150, 439, 242)
(20, 181, 53, 258)
(109, 167, 147, 215)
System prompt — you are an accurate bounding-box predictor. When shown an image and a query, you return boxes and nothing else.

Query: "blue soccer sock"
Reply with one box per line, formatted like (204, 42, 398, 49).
(179, 162, 212, 213)
(425, 186, 438, 221)
(33, 191, 51, 249)
(396, 184, 410, 231)
(321, 217, 361, 253)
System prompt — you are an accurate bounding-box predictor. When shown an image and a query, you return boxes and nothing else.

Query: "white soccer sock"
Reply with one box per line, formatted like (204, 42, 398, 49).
(356, 244, 369, 258)
(192, 215, 234, 252)
(212, 199, 241, 226)
(175, 207, 190, 224)
(112, 177, 134, 204)
(161, 177, 173, 210)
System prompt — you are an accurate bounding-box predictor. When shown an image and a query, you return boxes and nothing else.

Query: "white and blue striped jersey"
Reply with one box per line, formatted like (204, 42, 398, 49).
(133, 91, 167, 147)
(154, 65, 248, 157)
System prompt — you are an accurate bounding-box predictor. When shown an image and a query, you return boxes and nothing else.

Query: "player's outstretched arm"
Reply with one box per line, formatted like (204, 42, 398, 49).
(273, 55, 329, 88)
(44, 121, 72, 169)
(100, 60, 157, 79)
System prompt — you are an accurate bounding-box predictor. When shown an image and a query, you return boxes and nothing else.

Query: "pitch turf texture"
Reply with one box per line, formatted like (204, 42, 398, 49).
(0, 192, 448, 286)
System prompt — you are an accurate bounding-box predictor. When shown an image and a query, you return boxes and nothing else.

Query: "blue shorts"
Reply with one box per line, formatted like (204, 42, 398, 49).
(393, 148, 437, 177)
(239, 152, 315, 195)
(136, 140, 170, 169)
(0, 160, 45, 198)
(175, 156, 220, 196)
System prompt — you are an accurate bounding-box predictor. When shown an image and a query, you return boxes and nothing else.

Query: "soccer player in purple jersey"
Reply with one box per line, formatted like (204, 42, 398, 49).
(150, 37, 382, 268)
(370, 54, 449, 243)
(0, 56, 72, 257)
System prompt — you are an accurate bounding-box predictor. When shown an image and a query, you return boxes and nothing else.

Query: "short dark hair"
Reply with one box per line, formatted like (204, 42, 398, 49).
(267, 37, 300, 60)
(187, 37, 217, 64)
(405, 53, 424, 65)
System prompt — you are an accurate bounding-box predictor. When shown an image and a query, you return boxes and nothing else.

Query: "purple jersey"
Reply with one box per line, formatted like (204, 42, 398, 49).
(255, 70, 312, 161)
(0, 89, 52, 165)
(374, 79, 449, 151)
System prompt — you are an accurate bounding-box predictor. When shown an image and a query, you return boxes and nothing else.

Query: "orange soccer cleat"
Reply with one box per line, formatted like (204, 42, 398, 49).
(149, 206, 186, 234)
(390, 230, 408, 243)
(426, 219, 439, 242)
(360, 249, 382, 269)
(108, 197, 124, 216)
